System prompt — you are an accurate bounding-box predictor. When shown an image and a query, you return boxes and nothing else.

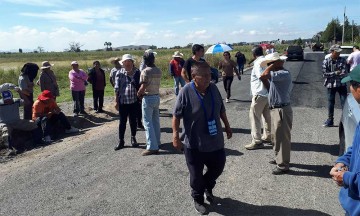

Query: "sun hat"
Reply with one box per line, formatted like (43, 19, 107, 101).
(260, 52, 288, 67)
(38, 90, 54, 101)
(40, 61, 54, 69)
(1, 90, 13, 101)
(71, 61, 79, 66)
(172, 51, 183, 58)
(329, 44, 342, 53)
(110, 57, 121, 64)
(120, 54, 136, 65)
(144, 49, 157, 55)
(341, 65, 360, 83)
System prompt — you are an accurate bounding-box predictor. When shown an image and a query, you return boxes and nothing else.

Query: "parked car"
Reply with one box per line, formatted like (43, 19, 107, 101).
(339, 93, 360, 155)
(285, 45, 304, 60)
(312, 43, 324, 51)
(324, 45, 353, 59)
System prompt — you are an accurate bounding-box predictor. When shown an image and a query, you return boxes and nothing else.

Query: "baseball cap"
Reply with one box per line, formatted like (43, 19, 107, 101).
(341, 65, 360, 83)
(1, 90, 13, 101)
(329, 44, 342, 53)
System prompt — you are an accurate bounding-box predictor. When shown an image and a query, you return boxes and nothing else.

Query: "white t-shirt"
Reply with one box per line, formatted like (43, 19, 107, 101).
(347, 50, 360, 71)
(250, 56, 268, 97)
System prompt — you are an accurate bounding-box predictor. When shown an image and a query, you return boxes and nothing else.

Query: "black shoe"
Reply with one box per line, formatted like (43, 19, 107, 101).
(269, 160, 276, 165)
(79, 110, 88, 115)
(137, 123, 145, 130)
(205, 189, 214, 204)
(131, 136, 139, 147)
(114, 140, 125, 151)
(272, 167, 289, 175)
(96, 109, 104, 113)
(194, 200, 208, 215)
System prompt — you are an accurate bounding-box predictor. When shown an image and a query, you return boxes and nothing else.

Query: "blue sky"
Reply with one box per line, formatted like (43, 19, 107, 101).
(0, 0, 359, 52)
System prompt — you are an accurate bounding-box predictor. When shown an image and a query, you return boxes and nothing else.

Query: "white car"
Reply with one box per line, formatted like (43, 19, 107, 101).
(324, 45, 353, 59)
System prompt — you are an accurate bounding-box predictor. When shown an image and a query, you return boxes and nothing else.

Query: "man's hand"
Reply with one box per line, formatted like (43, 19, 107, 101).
(225, 125, 232, 139)
(330, 163, 347, 186)
(172, 135, 183, 152)
(335, 70, 342, 75)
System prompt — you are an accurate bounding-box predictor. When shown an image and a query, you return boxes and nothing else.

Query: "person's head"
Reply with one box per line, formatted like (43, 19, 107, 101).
(341, 65, 360, 103)
(93, 60, 100, 68)
(192, 44, 205, 57)
(353, 45, 360, 52)
(111, 57, 121, 68)
(191, 62, 211, 91)
(71, 61, 79, 70)
(1, 90, 14, 105)
(252, 45, 264, 58)
(143, 52, 155, 67)
(172, 51, 183, 60)
(260, 52, 287, 69)
(40, 61, 54, 72)
(38, 90, 54, 104)
(20, 63, 39, 81)
(329, 44, 342, 59)
(223, 51, 231, 60)
(120, 54, 135, 69)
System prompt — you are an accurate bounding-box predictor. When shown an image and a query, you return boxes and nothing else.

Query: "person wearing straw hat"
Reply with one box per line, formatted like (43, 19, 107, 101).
(37, 61, 60, 100)
(259, 52, 292, 175)
(109, 57, 121, 87)
(33, 90, 79, 143)
(114, 54, 141, 150)
(169, 51, 186, 96)
(330, 65, 360, 216)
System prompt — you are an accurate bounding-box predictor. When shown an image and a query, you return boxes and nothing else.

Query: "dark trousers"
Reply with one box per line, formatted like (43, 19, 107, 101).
(35, 112, 71, 137)
(119, 103, 137, 140)
(327, 86, 347, 119)
(93, 89, 104, 111)
(184, 148, 226, 203)
(223, 76, 234, 99)
(136, 101, 143, 127)
(238, 63, 245, 74)
(72, 90, 85, 114)
(22, 93, 33, 120)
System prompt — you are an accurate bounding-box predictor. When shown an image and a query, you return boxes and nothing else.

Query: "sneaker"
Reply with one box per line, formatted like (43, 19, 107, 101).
(73, 113, 79, 117)
(65, 126, 79, 134)
(225, 98, 229, 103)
(245, 143, 264, 150)
(194, 200, 208, 215)
(141, 149, 159, 156)
(131, 136, 139, 147)
(205, 189, 214, 204)
(272, 167, 289, 175)
(269, 159, 277, 165)
(323, 119, 334, 127)
(6, 148, 17, 156)
(43, 135, 52, 143)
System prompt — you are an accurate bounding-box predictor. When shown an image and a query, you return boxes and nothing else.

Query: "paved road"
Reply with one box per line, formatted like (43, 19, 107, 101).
(0, 50, 345, 216)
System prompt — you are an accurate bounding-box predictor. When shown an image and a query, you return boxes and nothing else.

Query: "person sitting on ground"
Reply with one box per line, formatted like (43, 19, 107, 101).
(32, 90, 79, 143)
(0, 83, 42, 156)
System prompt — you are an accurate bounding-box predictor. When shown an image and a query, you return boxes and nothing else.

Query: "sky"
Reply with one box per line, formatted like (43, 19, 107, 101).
(0, 0, 359, 52)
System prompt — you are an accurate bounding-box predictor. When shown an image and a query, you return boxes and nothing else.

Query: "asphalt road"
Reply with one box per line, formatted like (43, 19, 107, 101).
(0, 50, 345, 216)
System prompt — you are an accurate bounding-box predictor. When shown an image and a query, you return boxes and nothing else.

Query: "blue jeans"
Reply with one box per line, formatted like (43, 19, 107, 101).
(173, 76, 186, 95)
(142, 95, 161, 150)
(327, 86, 347, 119)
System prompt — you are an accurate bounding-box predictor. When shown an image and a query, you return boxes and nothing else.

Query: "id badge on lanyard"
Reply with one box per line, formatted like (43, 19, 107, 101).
(191, 82, 217, 136)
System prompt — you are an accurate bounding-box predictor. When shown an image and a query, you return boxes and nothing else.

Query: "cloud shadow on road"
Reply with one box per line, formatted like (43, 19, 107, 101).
(209, 197, 330, 215)
(287, 163, 333, 178)
(291, 142, 339, 156)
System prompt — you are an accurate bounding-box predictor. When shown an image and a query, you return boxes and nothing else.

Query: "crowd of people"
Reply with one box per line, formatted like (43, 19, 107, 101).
(1, 43, 360, 215)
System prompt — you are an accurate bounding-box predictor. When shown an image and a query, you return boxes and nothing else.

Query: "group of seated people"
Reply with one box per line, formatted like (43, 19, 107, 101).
(0, 83, 78, 155)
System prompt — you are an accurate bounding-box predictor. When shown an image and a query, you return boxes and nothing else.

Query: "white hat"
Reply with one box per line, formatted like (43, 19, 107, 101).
(40, 61, 54, 69)
(260, 52, 287, 67)
(71, 61, 79, 65)
(172, 51, 183, 58)
(145, 49, 157, 55)
(120, 54, 135, 65)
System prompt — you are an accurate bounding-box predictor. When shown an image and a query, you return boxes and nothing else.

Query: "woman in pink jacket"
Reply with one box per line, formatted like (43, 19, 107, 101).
(68, 61, 88, 116)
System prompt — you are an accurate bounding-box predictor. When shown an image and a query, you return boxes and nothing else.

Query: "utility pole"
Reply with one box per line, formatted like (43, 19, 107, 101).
(352, 20, 354, 44)
(342, 6, 346, 44)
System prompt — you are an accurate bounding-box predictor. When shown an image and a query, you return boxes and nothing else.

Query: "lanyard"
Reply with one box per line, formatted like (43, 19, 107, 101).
(191, 82, 214, 120)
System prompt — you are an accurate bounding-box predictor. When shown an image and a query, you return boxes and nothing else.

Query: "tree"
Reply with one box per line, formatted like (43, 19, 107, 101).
(67, 42, 83, 52)
(19, 48, 22, 53)
(320, 18, 342, 43)
(295, 37, 303, 46)
(37, 46, 44, 53)
(104, 42, 112, 51)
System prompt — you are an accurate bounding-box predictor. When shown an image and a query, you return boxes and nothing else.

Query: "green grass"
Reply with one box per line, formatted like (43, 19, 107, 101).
(0, 45, 288, 102)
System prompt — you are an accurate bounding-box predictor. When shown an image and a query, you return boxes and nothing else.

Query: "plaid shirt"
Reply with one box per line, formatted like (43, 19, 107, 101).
(115, 68, 139, 104)
(322, 56, 347, 88)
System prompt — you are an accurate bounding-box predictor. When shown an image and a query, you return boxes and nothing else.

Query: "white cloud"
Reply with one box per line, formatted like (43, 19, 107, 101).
(249, 30, 257, 35)
(185, 30, 211, 40)
(20, 7, 122, 24)
(4, 0, 66, 7)
(173, 20, 186, 24)
(239, 15, 260, 22)
(192, 17, 203, 21)
(231, 29, 245, 35)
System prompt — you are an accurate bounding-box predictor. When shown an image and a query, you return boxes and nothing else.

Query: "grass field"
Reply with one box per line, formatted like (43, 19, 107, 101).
(0, 45, 287, 102)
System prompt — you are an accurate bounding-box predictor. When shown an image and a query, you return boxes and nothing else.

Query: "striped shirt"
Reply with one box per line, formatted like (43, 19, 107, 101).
(140, 66, 162, 95)
(322, 56, 347, 88)
(115, 68, 139, 104)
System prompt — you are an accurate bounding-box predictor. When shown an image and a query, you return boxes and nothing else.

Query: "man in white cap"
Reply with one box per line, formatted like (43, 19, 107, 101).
(169, 51, 185, 96)
(322, 44, 348, 127)
(260, 52, 293, 175)
(38, 61, 60, 100)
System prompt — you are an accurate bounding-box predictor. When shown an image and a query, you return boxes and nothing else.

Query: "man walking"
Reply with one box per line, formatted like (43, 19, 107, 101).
(245, 45, 271, 150)
(235, 50, 246, 74)
(322, 44, 348, 127)
(260, 52, 293, 175)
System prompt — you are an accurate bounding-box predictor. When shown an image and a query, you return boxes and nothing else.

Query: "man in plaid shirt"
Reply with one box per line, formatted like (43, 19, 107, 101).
(322, 44, 348, 127)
